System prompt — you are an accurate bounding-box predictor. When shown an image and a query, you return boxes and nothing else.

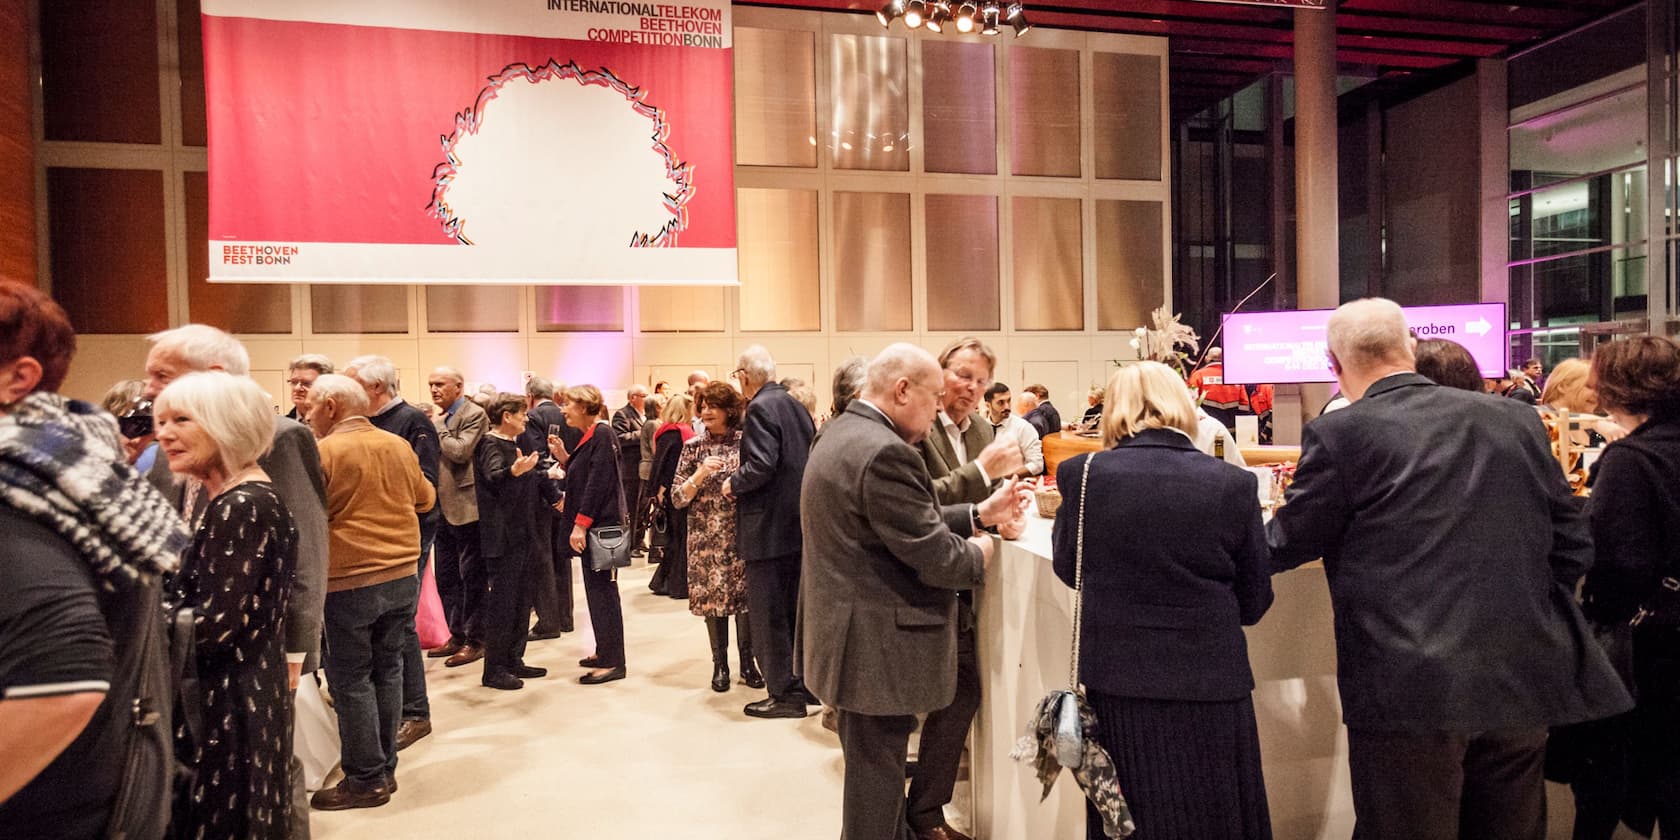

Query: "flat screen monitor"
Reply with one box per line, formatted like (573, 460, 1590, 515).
(1220, 302, 1507, 384)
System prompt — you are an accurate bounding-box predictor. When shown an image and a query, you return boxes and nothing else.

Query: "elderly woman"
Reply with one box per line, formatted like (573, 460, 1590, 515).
(155, 370, 298, 838)
(474, 393, 548, 691)
(1543, 357, 1628, 446)
(1573, 337, 1680, 839)
(671, 383, 761, 692)
(647, 394, 693, 598)
(285, 353, 333, 422)
(556, 384, 629, 684)
(1414, 338, 1485, 393)
(1051, 361, 1274, 840)
(101, 378, 160, 469)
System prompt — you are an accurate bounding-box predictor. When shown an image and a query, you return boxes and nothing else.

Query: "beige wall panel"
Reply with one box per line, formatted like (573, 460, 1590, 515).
(416, 336, 534, 393)
(60, 336, 151, 404)
(1018, 359, 1082, 413)
(526, 334, 635, 394)
(639, 286, 728, 333)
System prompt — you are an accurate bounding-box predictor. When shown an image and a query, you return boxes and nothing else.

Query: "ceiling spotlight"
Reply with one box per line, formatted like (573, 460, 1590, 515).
(926, 0, 952, 32)
(1006, 2, 1031, 36)
(876, 0, 904, 27)
(955, 0, 977, 32)
(980, 0, 1001, 34)
(904, 0, 927, 27)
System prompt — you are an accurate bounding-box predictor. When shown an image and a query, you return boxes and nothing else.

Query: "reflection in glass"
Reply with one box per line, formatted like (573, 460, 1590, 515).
(47, 168, 170, 334)
(185, 172, 291, 333)
(830, 34, 911, 171)
(739, 189, 821, 331)
(1093, 53, 1162, 181)
(179, 0, 207, 146)
(735, 28, 818, 168)
(1509, 85, 1646, 176)
(834, 192, 912, 331)
(312, 285, 408, 334)
(1010, 47, 1080, 177)
(1095, 200, 1164, 330)
(538, 286, 626, 332)
(427, 286, 519, 332)
(1012, 196, 1082, 330)
(925, 194, 1000, 331)
(923, 42, 996, 175)
(42, 0, 161, 144)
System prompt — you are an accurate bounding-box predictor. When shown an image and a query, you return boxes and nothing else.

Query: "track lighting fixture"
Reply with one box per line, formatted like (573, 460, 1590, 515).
(954, 0, 977, 32)
(979, 0, 1001, 35)
(1006, 2, 1030, 36)
(904, 0, 927, 28)
(876, 0, 904, 27)
(926, 0, 951, 33)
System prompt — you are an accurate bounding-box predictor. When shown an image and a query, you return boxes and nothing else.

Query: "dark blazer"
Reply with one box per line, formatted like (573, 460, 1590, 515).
(434, 398, 488, 526)
(1052, 430, 1272, 701)
(561, 421, 624, 536)
(1038, 400, 1063, 433)
(1268, 372, 1632, 730)
(732, 382, 816, 562)
(473, 434, 539, 558)
(611, 403, 645, 481)
(918, 411, 997, 505)
(799, 401, 983, 716)
(518, 399, 568, 500)
(1583, 416, 1680, 626)
(1023, 404, 1056, 440)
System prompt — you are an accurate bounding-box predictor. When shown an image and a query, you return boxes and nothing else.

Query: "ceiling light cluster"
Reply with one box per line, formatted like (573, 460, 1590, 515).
(877, 0, 1030, 37)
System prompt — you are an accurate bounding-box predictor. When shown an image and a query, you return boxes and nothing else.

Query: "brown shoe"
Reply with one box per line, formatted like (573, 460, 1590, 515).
(310, 779, 389, 811)
(443, 644, 483, 668)
(913, 826, 973, 840)
(426, 640, 462, 659)
(395, 717, 431, 751)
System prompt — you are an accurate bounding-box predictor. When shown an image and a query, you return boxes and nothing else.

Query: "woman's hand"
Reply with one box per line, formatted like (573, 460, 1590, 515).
(547, 434, 570, 463)
(702, 455, 726, 474)
(570, 524, 587, 553)
(511, 449, 541, 477)
(1593, 418, 1630, 443)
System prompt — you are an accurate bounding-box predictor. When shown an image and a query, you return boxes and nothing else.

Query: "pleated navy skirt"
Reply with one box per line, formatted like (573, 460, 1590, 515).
(1085, 692, 1272, 840)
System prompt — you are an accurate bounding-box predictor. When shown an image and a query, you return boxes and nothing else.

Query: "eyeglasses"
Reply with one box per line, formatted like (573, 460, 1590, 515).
(731, 368, 747, 380)
(287, 378, 313, 388)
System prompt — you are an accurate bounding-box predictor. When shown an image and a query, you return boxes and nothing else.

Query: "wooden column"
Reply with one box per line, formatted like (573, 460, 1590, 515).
(0, 0, 34, 287)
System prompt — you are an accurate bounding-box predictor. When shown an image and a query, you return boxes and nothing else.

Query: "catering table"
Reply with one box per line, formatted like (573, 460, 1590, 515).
(1040, 431, 1300, 477)
(969, 516, 1354, 840)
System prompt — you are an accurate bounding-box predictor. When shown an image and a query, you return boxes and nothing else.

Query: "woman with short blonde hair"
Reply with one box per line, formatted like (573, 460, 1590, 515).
(1101, 361, 1200, 447)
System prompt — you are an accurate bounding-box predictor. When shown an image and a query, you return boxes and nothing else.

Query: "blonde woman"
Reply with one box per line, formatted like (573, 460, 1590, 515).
(1541, 358, 1628, 446)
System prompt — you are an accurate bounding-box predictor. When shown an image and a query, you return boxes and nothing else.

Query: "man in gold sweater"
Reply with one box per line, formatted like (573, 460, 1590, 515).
(304, 374, 437, 811)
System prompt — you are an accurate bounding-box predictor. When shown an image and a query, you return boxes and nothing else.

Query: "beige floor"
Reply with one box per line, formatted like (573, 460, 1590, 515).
(313, 561, 855, 840)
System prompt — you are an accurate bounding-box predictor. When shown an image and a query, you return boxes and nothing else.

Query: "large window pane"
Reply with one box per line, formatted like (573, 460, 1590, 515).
(925, 194, 999, 331)
(1010, 47, 1080, 177)
(311, 285, 408, 334)
(47, 168, 169, 334)
(834, 192, 911, 331)
(427, 286, 519, 332)
(923, 41, 996, 175)
(179, 0, 207, 147)
(1093, 53, 1161, 181)
(739, 188, 820, 331)
(1095, 200, 1163, 330)
(41, 0, 160, 143)
(1012, 196, 1082, 330)
(736, 28, 817, 168)
(537, 286, 625, 332)
(638, 287, 724, 332)
(185, 172, 291, 333)
(830, 34, 910, 172)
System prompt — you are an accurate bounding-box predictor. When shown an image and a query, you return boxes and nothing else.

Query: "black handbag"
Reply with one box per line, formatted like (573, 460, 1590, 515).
(585, 426, 634, 573)
(649, 505, 671, 549)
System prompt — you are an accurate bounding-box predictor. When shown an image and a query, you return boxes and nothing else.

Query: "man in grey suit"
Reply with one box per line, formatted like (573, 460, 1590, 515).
(426, 367, 490, 668)
(801, 344, 1030, 840)
(142, 324, 329, 840)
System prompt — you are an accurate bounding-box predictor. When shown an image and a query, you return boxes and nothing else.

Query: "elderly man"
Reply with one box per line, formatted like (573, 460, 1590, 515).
(305, 375, 435, 810)
(343, 355, 440, 751)
(142, 324, 328, 839)
(982, 382, 1044, 477)
(802, 343, 1028, 840)
(612, 385, 650, 554)
(721, 346, 817, 719)
(519, 376, 569, 639)
(286, 354, 334, 422)
(1268, 298, 1631, 840)
(426, 366, 489, 668)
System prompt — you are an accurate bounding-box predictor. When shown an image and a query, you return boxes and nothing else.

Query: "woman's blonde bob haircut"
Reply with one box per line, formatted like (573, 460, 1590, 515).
(1540, 357, 1593, 413)
(660, 393, 693, 425)
(1101, 361, 1200, 447)
(154, 371, 274, 477)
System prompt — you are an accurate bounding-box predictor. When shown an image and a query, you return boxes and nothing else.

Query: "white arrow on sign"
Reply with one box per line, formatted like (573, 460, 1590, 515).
(1465, 317, 1491, 336)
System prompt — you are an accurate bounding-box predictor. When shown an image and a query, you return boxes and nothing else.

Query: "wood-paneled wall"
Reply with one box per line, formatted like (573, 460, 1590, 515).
(0, 0, 34, 287)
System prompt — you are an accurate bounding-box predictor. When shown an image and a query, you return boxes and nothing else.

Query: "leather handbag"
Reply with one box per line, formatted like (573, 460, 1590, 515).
(586, 428, 634, 573)
(649, 505, 671, 549)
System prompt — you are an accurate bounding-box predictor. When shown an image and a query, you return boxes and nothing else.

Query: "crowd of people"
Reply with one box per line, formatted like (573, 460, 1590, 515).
(3, 279, 1678, 840)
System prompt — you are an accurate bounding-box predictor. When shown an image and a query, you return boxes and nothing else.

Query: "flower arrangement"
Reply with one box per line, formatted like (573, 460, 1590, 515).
(1123, 307, 1202, 380)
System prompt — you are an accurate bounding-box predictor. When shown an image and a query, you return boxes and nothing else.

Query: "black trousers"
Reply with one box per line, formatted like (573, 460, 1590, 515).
(530, 515, 571, 634)
(433, 520, 485, 645)
(745, 552, 803, 698)
(581, 558, 626, 667)
(1347, 726, 1548, 840)
(907, 622, 979, 831)
(481, 543, 533, 675)
(836, 709, 917, 840)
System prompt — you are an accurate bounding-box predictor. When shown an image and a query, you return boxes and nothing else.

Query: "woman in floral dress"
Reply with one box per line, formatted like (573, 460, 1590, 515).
(671, 381, 761, 693)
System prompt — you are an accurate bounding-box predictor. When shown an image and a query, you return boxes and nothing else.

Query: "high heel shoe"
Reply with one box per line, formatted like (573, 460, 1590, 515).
(710, 662, 730, 693)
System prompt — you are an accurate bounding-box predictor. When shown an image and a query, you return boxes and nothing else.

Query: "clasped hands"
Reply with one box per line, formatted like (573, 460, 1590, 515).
(976, 475, 1033, 537)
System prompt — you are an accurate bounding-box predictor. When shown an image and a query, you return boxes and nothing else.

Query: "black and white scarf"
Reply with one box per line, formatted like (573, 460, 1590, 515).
(0, 391, 186, 588)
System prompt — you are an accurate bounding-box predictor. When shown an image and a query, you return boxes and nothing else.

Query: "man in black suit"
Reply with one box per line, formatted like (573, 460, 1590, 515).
(520, 376, 571, 638)
(722, 345, 817, 719)
(611, 386, 649, 554)
(1268, 298, 1632, 840)
(801, 343, 1029, 840)
(1023, 384, 1061, 435)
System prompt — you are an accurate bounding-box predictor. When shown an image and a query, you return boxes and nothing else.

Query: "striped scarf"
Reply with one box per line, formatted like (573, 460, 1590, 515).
(0, 391, 186, 588)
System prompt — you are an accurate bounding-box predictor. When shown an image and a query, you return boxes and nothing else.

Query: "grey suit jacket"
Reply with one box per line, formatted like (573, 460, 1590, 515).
(918, 411, 997, 505)
(434, 398, 487, 526)
(799, 401, 984, 716)
(149, 415, 329, 673)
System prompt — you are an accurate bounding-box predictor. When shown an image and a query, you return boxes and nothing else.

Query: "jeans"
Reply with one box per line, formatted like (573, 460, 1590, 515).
(400, 511, 439, 720)
(323, 576, 418, 786)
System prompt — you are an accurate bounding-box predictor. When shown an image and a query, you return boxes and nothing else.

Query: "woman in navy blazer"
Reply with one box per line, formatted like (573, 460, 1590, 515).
(558, 384, 629, 685)
(1052, 361, 1274, 840)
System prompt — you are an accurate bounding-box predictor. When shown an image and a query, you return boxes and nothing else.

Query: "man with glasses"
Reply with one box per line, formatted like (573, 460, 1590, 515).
(286, 354, 335, 423)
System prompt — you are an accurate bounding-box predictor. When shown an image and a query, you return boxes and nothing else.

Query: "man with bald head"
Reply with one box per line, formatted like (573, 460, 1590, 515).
(801, 343, 1029, 840)
(1268, 298, 1630, 840)
(426, 366, 490, 667)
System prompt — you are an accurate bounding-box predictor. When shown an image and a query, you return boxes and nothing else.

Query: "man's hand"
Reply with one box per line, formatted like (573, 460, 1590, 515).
(975, 436, 1025, 479)
(969, 533, 996, 567)
(977, 477, 1032, 530)
(997, 515, 1027, 541)
(511, 450, 541, 477)
(721, 478, 734, 499)
(1593, 418, 1630, 443)
(288, 661, 302, 692)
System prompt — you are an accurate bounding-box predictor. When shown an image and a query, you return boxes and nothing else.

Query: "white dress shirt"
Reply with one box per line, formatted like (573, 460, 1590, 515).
(989, 413, 1045, 476)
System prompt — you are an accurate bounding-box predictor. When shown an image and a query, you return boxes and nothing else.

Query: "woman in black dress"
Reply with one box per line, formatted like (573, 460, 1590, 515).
(1051, 361, 1273, 840)
(647, 393, 695, 599)
(557, 384, 629, 685)
(154, 371, 297, 839)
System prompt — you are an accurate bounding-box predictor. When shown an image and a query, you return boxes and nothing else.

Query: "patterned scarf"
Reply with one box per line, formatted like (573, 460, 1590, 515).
(0, 391, 187, 588)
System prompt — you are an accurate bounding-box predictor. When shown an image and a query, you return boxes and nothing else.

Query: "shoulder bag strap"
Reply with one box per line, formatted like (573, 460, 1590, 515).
(1069, 454, 1093, 692)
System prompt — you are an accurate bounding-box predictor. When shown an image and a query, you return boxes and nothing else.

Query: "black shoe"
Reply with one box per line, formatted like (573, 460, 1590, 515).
(510, 664, 548, 679)
(527, 627, 562, 641)
(579, 665, 627, 685)
(794, 687, 822, 706)
(481, 671, 524, 691)
(743, 697, 807, 719)
(559, 621, 576, 633)
(710, 663, 730, 693)
(578, 654, 606, 668)
(739, 662, 765, 690)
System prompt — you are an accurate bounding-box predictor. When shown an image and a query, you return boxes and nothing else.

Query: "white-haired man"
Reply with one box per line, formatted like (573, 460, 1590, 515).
(342, 355, 440, 751)
(286, 353, 334, 422)
(142, 324, 328, 838)
(306, 374, 435, 810)
(612, 384, 650, 554)
(1268, 298, 1630, 840)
